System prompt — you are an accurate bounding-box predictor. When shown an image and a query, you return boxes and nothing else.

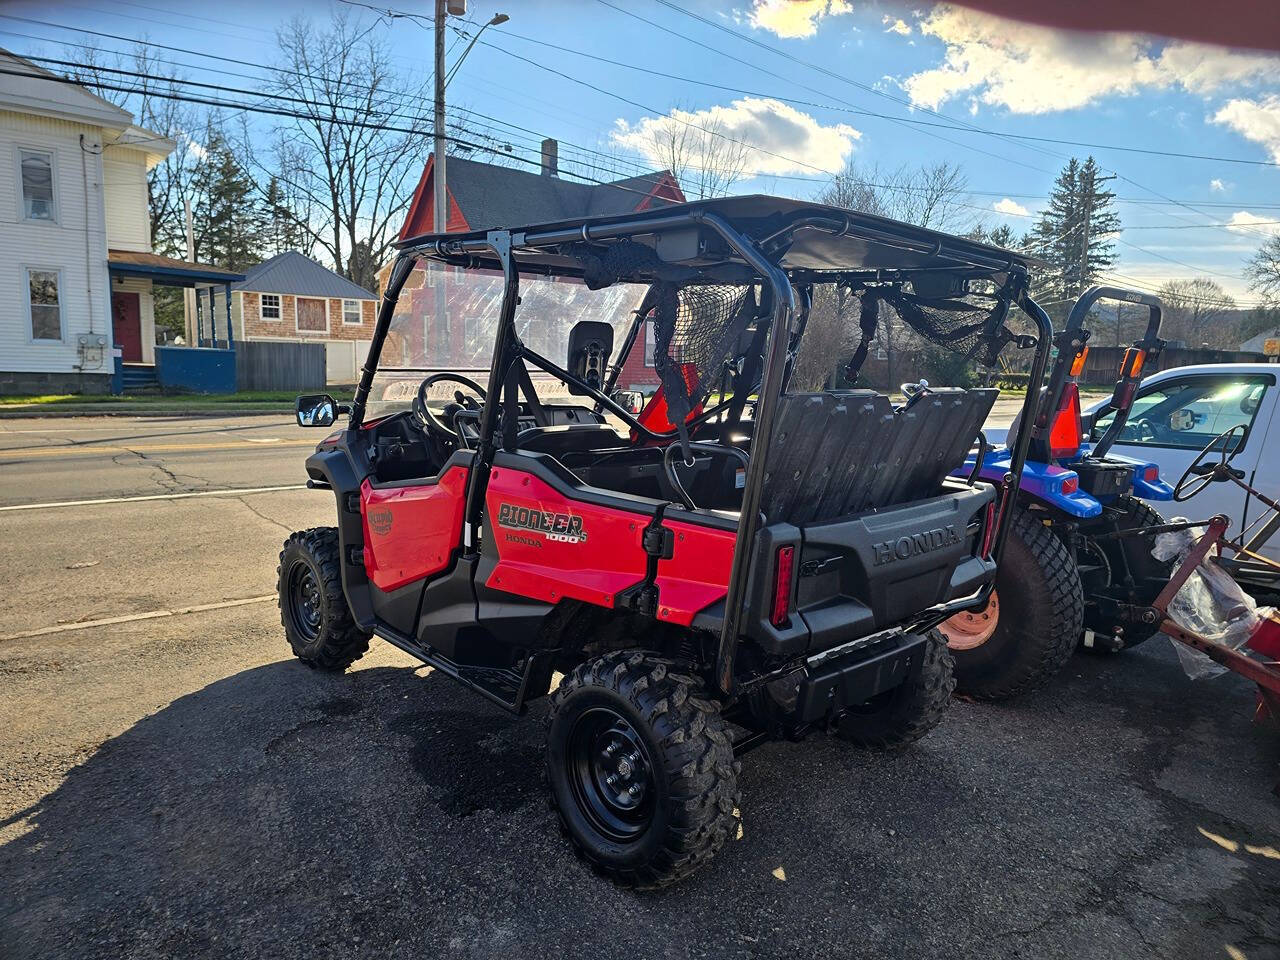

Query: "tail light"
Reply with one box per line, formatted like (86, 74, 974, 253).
(1069, 346, 1089, 377)
(1061, 474, 1079, 495)
(1143, 465, 1160, 483)
(1048, 382, 1083, 459)
(980, 500, 997, 559)
(770, 545, 796, 627)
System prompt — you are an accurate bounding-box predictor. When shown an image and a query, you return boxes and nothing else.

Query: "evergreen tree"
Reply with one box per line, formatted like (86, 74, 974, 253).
(191, 123, 261, 271)
(261, 175, 308, 257)
(1028, 156, 1120, 308)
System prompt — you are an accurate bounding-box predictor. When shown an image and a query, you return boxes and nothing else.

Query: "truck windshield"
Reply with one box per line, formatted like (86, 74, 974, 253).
(367, 261, 648, 416)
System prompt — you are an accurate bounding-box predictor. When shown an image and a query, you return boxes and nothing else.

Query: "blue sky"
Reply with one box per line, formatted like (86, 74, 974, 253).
(4, 0, 1279, 302)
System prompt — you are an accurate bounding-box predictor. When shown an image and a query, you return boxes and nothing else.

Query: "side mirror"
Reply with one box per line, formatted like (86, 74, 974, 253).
(610, 389, 643, 414)
(566, 321, 614, 397)
(296, 393, 341, 427)
(1168, 408, 1195, 432)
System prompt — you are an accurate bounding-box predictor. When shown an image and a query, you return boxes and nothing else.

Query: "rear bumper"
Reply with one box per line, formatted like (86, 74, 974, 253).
(794, 632, 926, 723)
(741, 480, 997, 658)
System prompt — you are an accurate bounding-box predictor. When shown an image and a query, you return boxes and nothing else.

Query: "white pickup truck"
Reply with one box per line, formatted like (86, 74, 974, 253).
(1082, 362, 1280, 565)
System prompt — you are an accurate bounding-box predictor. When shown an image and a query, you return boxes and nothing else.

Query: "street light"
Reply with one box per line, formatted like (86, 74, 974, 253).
(443, 13, 509, 89)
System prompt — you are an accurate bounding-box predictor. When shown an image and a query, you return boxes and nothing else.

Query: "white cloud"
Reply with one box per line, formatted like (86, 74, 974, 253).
(992, 197, 1030, 217)
(747, 0, 851, 39)
(1209, 178, 1227, 192)
(1212, 96, 1280, 163)
(612, 98, 862, 177)
(185, 140, 208, 160)
(882, 15, 912, 36)
(903, 4, 1278, 114)
(1225, 210, 1280, 237)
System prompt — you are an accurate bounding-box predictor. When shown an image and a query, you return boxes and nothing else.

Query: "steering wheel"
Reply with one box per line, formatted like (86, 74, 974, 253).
(1120, 418, 1157, 443)
(413, 373, 487, 443)
(1173, 424, 1247, 502)
(662, 442, 750, 510)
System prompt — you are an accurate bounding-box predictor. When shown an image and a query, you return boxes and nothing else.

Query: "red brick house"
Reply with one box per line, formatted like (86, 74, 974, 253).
(385, 141, 685, 391)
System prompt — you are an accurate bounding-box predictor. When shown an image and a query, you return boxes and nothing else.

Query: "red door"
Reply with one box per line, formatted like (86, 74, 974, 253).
(111, 292, 142, 362)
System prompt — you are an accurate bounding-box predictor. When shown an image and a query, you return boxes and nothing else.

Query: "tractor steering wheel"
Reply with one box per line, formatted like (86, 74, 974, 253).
(413, 373, 487, 444)
(1173, 424, 1247, 502)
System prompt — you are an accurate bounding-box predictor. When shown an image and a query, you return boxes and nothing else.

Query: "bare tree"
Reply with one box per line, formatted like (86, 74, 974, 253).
(1245, 234, 1280, 302)
(634, 106, 751, 200)
(1156, 278, 1239, 348)
(791, 159, 975, 388)
(252, 13, 431, 290)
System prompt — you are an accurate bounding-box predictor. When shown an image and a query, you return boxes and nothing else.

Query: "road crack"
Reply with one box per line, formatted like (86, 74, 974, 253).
(235, 496, 293, 534)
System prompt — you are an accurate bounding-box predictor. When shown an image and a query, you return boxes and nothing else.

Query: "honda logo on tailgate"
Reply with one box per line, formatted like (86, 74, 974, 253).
(872, 525, 960, 565)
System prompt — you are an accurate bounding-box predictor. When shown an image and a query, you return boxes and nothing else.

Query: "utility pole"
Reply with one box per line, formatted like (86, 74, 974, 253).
(433, 0, 449, 359)
(185, 198, 198, 346)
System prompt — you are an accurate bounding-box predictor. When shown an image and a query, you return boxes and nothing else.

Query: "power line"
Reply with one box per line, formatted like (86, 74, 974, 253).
(493, 23, 1280, 170)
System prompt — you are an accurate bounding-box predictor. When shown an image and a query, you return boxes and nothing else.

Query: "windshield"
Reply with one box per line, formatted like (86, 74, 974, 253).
(367, 260, 649, 417)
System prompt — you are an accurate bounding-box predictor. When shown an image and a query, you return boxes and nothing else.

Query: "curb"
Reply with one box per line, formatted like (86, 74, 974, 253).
(0, 407, 289, 419)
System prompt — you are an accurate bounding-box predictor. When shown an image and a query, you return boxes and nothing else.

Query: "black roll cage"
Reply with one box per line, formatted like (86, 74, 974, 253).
(350, 203, 1054, 694)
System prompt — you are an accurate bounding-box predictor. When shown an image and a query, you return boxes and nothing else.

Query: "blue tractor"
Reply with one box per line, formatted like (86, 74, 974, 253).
(938, 286, 1175, 699)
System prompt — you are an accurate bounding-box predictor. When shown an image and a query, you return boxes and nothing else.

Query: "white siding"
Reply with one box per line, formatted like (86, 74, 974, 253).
(0, 110, 112, 375)
(102, 148, 151, 252)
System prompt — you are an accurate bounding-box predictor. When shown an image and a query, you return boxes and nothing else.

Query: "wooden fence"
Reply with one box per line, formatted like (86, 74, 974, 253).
(1075, 346, 1267, 386)
(235, 340, 327, 392)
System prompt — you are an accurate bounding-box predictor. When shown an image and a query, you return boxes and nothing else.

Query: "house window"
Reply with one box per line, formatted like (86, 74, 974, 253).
(296, 297, 328, 334)
(342, 299, 362, 325)
(260, 294, 281, 320)
(20, 150, 55, 221)
(644, 318, 656, 366)
(26, 268, 62, 342)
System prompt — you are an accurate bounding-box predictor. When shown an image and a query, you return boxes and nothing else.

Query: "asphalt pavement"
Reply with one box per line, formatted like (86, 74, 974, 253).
(0, 412, 1277, 960)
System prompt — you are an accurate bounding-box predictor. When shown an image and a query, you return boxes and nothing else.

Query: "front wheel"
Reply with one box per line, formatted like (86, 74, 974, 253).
(941, 507, 1083, 700)
(1081, 496, 1174, 651)
(546, 651, 740, 889)
(278, 528, 371, 671)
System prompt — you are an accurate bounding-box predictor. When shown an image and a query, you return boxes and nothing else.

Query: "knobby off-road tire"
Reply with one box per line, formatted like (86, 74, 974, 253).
(546, 651, 740, 889)
(1083, 495, 1173, 652)
(277, 528, 371, 671)
(950, 507, 1084, 700)
(834, 631, 955, 749)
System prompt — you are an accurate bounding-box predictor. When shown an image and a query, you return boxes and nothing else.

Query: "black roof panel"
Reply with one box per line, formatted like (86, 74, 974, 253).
(399, 194, 1037, 279)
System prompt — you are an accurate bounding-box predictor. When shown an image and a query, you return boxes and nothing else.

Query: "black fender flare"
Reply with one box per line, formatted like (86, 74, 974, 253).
(305, 446, 375, 630)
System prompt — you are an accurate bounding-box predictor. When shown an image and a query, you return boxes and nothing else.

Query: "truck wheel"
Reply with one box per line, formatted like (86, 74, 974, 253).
(546, 651, 740, 889)
(277, 528, 371, 671)
(1082, 496, 1173, 651)
(941, 507, 1083, 700)
(834, 631, 954, 749)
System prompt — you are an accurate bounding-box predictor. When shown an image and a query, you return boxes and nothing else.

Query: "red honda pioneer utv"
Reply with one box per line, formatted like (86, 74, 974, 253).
(279, 196, 1050, 887)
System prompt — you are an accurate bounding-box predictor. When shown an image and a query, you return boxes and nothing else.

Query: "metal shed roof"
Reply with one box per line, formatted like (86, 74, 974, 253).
(233, 252, 378, 300)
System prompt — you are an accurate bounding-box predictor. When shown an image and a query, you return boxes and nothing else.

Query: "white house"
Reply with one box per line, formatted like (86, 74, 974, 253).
(0, 51, 240, 394)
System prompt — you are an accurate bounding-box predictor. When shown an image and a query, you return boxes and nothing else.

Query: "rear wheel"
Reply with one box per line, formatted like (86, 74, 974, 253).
(278, 528, 371, 671)
(546, 651, 739, 889)
(941, 507, 1083, 700)
(834, 630, 954, 749)
(1081, 496, 1173, 651)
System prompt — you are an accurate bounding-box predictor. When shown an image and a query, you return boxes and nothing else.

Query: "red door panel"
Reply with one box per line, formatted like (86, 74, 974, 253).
(360, 465, 469, 592)
(111, 291, 142, 362)
(654, 518, 735, 626)
(484, 467, 649, 607)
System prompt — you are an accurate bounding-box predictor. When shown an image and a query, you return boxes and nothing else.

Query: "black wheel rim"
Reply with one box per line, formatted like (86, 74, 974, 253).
(566, 707, 655, 843)
(287, 560, 323, 642)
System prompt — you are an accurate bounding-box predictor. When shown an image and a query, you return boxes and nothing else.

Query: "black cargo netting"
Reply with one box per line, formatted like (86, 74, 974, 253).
(652, 282, 756, 429)
(852, 285, 1016, 369)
